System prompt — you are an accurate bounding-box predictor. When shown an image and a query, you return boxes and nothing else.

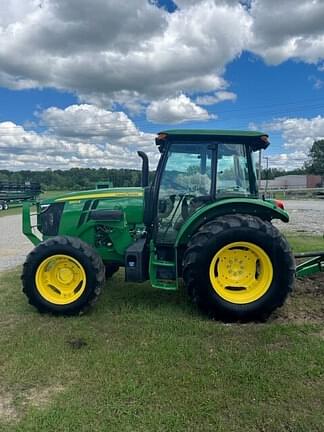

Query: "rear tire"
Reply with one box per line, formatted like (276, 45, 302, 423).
(21, 236, 105, 315)
(183, 214, 295, 322)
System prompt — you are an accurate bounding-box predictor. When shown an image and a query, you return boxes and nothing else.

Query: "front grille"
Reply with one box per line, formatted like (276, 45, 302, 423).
(38, 203, 64, 236)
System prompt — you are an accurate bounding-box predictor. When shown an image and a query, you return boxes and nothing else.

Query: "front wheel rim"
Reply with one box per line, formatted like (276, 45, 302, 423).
(209, 241, 273, 304)
(35, 254, 87, 305)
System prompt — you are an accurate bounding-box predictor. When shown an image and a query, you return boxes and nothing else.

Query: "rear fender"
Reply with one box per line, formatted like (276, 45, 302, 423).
(175, 198, 289, 247)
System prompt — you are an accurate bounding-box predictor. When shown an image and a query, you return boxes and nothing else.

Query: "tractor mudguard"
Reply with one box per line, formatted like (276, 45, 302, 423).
(175, 198, 289, 247)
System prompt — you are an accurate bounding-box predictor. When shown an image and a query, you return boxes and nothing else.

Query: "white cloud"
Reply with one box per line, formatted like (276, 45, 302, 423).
(175, 0, 241, 7)
(0, 105, 159, 171)
(264, 115, 324, 168)
(267, 115, 324, 150)
(249, 0, 324, 64)
(0, 0, 323, 111)
(196, 90, 237, 106)
(308, 75, 324, 89)
(265, 151, 310, 170)
(0, 0, 251, 108)
(41, 104, 139, 138)
(146, 94, 214, 123)
(0, 0, 39, 28)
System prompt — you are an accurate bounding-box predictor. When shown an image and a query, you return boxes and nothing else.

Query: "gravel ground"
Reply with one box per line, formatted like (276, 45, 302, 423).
(0, 214, 33, 271)
(274, 199, 324, 236)
(0, 199, 323, 271)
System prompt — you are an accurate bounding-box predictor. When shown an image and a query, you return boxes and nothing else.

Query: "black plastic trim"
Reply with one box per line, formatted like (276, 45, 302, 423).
(89, 209, 123, 221)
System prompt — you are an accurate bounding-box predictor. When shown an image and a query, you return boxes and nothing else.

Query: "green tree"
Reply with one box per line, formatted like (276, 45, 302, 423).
(305, 139, 324, 176)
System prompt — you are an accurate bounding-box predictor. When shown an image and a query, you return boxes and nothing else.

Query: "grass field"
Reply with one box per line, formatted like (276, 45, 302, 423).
(0, 197, 324, 432)
(0, 236, 323, 431)
(286, 233, 324, 252)
(0, 205, 22, 217)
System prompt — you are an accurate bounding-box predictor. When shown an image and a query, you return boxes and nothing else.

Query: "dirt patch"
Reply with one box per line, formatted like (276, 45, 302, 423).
(0, 316, 20, 331)
(0, 392, 18, 422)
(312, 329, 324, 340)
(271, 274, 324, 324)
(0, 385, 65, 423)
(22, 385, 65, 409)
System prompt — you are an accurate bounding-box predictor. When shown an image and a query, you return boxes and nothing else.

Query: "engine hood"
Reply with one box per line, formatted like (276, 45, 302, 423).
(40, 187, 145, 226)
(50, 187, 144, 203)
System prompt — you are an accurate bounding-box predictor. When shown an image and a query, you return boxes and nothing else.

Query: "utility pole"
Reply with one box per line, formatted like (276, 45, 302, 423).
(258, 150, 262, 189)
(264, 156, 269, 193)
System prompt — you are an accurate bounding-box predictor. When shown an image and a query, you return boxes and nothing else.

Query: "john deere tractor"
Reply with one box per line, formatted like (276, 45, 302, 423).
(22, 130, 296, 321)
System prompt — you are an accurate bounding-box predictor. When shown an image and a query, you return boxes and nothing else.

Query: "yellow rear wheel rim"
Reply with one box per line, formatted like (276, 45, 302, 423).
(209, 241, 273, 304)
(35, 254, 87, 305)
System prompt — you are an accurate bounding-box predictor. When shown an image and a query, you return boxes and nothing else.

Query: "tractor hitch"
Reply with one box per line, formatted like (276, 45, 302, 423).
(295, 251, 324, 278)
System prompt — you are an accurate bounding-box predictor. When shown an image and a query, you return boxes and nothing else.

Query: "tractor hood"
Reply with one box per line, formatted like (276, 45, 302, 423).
(24, 187, 145, 246)
(51, 187, 144, 204)
(39, 187, 145, 227)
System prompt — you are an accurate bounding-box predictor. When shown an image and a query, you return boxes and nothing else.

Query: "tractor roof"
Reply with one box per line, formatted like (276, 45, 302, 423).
(156, 129, 270, 151)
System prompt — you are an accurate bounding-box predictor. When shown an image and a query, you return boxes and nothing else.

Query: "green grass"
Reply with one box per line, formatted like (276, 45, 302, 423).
(0, 263, 323, 431)
(285, 233, 324, 253)
(0, 205, 22, 217)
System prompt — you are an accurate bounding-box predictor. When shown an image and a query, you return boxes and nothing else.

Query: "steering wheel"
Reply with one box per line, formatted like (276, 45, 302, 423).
(181, 195, 211, 220)
(158, 195, 176, 219)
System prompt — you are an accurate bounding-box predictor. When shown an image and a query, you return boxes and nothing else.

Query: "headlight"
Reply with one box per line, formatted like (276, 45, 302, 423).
(40, 204, 50, 212)
(38, 203, 64, 236)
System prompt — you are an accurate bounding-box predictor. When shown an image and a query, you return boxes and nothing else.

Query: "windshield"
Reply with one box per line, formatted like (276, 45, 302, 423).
(216, 143, 250, 195)
(160, 144, 212, 197)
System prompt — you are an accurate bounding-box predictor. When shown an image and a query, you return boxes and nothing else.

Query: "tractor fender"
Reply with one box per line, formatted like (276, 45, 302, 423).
(175, 198, 289, 247)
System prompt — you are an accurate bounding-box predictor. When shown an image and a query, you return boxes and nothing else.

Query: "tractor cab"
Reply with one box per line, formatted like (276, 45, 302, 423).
(136, 130, 280, 293)
(150, 130, 268, 244)
(142, 130, 270, 251)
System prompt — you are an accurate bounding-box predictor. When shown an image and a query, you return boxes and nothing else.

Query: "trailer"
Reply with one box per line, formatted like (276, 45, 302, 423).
(0, 181, 41, 210)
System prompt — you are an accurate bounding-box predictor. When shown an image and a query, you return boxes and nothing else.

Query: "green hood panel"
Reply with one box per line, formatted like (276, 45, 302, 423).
(53, 187, 144, 203)
(45, 187, 144, 226)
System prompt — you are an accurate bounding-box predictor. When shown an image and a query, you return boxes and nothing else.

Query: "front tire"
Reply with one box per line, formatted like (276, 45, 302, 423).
(183, 214, 295, 322)
(21, 236, 105, 315)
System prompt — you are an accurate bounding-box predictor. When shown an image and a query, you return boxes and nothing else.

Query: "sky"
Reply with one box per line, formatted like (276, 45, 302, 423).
(0, 0, 324, 172)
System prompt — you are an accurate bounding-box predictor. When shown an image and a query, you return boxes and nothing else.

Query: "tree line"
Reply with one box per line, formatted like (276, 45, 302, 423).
(0, 168, 153, 190)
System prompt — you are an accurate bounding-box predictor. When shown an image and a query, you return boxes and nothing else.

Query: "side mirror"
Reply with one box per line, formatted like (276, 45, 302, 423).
(137, 151, 149, 187)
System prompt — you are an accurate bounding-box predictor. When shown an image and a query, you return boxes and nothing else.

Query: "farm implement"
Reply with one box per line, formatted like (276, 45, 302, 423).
(295, 251, 324, 278)
(21, 130, 323, 321)
(0, 181, 41, 210)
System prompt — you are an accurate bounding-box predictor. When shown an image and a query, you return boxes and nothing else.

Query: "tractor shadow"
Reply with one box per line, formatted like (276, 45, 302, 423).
(100, 271, 197, 317)
(102, 271, 324, 324)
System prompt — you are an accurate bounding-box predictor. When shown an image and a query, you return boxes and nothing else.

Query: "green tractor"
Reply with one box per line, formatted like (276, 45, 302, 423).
(22, 130, 296, 321)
